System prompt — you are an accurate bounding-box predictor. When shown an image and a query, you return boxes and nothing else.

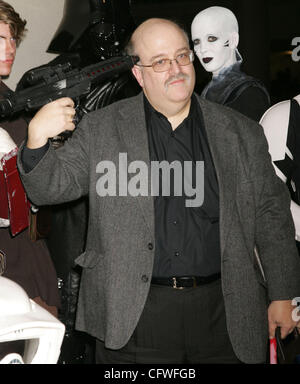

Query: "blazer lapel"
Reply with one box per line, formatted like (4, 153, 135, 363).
(197, 97, 238, 258)
(116, 93, 155, 236)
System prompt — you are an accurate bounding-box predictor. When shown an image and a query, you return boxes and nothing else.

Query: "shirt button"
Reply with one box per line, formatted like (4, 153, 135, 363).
(173, 220, 178, 225)
(148, 243, 154, 251)
(141, 275, 149, 283)
(170, 131, 175, 138)
(31, 155, 36, 160)
(174, 251, 180, 257)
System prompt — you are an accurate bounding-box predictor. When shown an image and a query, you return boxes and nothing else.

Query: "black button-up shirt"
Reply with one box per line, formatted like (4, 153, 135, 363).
(144, 94, 221, 277)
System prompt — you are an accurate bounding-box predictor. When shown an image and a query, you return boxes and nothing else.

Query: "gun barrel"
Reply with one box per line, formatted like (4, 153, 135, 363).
(0, 55, 139, 118)
(81, 55, 137, 82)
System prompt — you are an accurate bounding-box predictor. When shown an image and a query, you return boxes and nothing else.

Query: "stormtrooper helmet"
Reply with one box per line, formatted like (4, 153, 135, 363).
(0, 276, 65, 364)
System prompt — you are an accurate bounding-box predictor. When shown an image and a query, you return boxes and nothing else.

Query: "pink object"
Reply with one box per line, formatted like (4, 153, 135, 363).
(270, 337, 277, 364)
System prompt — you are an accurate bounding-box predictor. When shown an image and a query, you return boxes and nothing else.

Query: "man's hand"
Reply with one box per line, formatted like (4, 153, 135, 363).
(27, 97, 76, 149)
(268, 300, 300, 339)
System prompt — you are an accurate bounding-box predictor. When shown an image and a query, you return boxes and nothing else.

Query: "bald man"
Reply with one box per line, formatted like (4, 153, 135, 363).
(191, 6, 270, 121)
(17, 18, 300, 364)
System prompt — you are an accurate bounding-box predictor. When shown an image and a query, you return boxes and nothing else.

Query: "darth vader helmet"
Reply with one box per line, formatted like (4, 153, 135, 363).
(48, 0, 136, 62)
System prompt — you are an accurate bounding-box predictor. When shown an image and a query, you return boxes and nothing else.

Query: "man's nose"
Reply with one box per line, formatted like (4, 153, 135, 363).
(6, 39, 15, 55)
(168, 59, 181, 74)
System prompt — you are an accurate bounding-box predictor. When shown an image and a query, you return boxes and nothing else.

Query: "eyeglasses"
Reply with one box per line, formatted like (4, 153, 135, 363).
(135, 50, 194, 72)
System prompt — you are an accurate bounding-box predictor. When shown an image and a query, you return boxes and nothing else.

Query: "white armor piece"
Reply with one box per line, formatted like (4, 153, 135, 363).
(260, 95, 300, 241)
(0, 276, 65, 364)
(191, 6, 240, 77)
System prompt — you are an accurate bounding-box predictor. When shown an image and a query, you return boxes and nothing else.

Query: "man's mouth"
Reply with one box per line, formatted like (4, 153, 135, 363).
(165, 74, 188, 88)
(203, 57, 213, 64)
(169, 79, 185, 85)
(1, 59, 14, 64)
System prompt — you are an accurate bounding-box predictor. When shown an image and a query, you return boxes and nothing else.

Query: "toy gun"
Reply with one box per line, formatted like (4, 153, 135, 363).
(0, 55, 138, 118)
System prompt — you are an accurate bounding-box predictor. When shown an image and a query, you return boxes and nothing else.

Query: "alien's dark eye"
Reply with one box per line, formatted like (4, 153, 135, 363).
(208, 36, 218, 42)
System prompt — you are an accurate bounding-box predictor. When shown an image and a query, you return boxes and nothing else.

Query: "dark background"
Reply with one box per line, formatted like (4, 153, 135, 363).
(129, 0, 300, 103)
(52, 0, 300, 104)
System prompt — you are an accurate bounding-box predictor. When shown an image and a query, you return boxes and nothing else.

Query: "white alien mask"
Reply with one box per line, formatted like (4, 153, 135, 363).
(191, 6, 240, 77)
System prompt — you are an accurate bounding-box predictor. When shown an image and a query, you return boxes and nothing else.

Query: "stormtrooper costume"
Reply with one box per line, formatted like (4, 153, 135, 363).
(260, 95, 300, 254)
(191, 6, 270, 121)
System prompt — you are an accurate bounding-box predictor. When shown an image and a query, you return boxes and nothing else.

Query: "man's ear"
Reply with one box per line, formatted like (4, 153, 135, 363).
(229, 32, 239, 49)
(131, 66, 144, 88)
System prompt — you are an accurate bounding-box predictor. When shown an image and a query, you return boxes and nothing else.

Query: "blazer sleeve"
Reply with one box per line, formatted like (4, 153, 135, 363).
(17, 113, 91, 206)
(250, 123, 300, 300)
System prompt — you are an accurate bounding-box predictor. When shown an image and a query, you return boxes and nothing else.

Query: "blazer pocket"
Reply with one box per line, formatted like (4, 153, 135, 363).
(75, 249, 103, 269)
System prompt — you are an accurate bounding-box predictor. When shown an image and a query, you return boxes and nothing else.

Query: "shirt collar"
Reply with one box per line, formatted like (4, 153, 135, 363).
(143, 93, 197, 124)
